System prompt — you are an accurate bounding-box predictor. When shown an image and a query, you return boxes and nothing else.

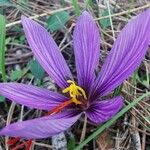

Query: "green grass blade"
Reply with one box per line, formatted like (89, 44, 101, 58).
(113, 84, 123, 96)
(72, 0, 80, 16)
(85, 0, 93, 8)
(0, 14, 6, 81)
(75, 92, 150, 150)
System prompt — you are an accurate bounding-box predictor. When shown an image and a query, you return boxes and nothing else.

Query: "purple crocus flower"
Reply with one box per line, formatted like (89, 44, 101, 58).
(0, 10, 150, 139)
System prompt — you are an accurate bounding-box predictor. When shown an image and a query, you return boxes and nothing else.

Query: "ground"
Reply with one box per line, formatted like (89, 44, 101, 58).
(0, 0, 150, 150)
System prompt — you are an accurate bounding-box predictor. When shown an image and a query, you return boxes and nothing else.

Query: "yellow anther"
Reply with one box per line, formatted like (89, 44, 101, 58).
(62, 80, 87, 105)
(71, 97, 81, 104)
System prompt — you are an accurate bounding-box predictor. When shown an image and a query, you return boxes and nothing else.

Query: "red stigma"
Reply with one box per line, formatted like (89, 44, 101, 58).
(7, 138, 32, 150)
(7, 100, 73, 149)
(47, 99, 73, 115)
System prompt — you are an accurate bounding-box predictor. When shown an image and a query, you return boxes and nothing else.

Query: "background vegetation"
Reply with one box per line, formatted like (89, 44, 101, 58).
(0, 0, 150, 149)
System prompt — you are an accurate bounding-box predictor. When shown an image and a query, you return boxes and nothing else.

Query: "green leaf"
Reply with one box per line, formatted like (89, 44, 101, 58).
(68, 137, 76, 150)
(0, 14, 6, 81)
(0, 96, 5, 102)
(19, 35, 25, 44)
(133, 71, 150, 87)
(113, 84, 123, 96)
(60, 0, 66, 7)
(0, 0, 13, 6)
(28, 59, 45, 80)
(10, 70, 23, 81)
(146, 116, 150, 121)
(47, 11, 69, 32)
(85, 0, 93, 7)
(75, 92, 150, 150)
(5, 37, 11, 45)
(100, 9, 112, 29)
(146, 146, 150, 150)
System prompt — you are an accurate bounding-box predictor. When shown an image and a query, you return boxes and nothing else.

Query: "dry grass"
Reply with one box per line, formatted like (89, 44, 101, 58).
(0, 0, 150, 149)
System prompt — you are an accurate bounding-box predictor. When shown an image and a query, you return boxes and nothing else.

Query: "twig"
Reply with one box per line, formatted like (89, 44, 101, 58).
(124, 122, 150, 136)
(33, 141, 53, 148)
(141, 121, 146, 150)
(105, 0, 115, 41)
(5, 102, 16, 150)
(6, 6, 73, 28)
(59, 23, 75, 49)
(95, 3, 150, 20)
(6, 4, 150, 29)
(80, 115, 87, 143)
(125, 99, 150, 125)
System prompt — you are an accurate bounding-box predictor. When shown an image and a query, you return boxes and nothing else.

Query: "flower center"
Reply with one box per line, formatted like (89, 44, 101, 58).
(62, 80, 87, 104)
(7, 81, 87, 149)
(47, 80, 87, 115)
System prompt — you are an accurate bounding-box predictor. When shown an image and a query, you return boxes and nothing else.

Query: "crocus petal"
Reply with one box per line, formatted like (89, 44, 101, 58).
(73, 11, 100, 92)
(86, 96, 123, 124)
(21, 16, 72, 88)
(0, 83, 68, 110)
(0, 110, 81, 139)
(91, 9, 150, 98)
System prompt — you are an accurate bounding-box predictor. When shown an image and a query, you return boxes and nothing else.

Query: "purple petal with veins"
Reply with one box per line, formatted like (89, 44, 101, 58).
(21, 16, 73, 88)
(0, 83, 68, 110)
(0, 110, 81, 139)
(73, 11, 100, 93)
(91, 9, 150, 99)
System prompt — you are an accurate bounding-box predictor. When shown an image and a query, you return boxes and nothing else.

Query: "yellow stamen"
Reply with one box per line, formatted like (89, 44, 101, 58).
(62, 80, 87, 104)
